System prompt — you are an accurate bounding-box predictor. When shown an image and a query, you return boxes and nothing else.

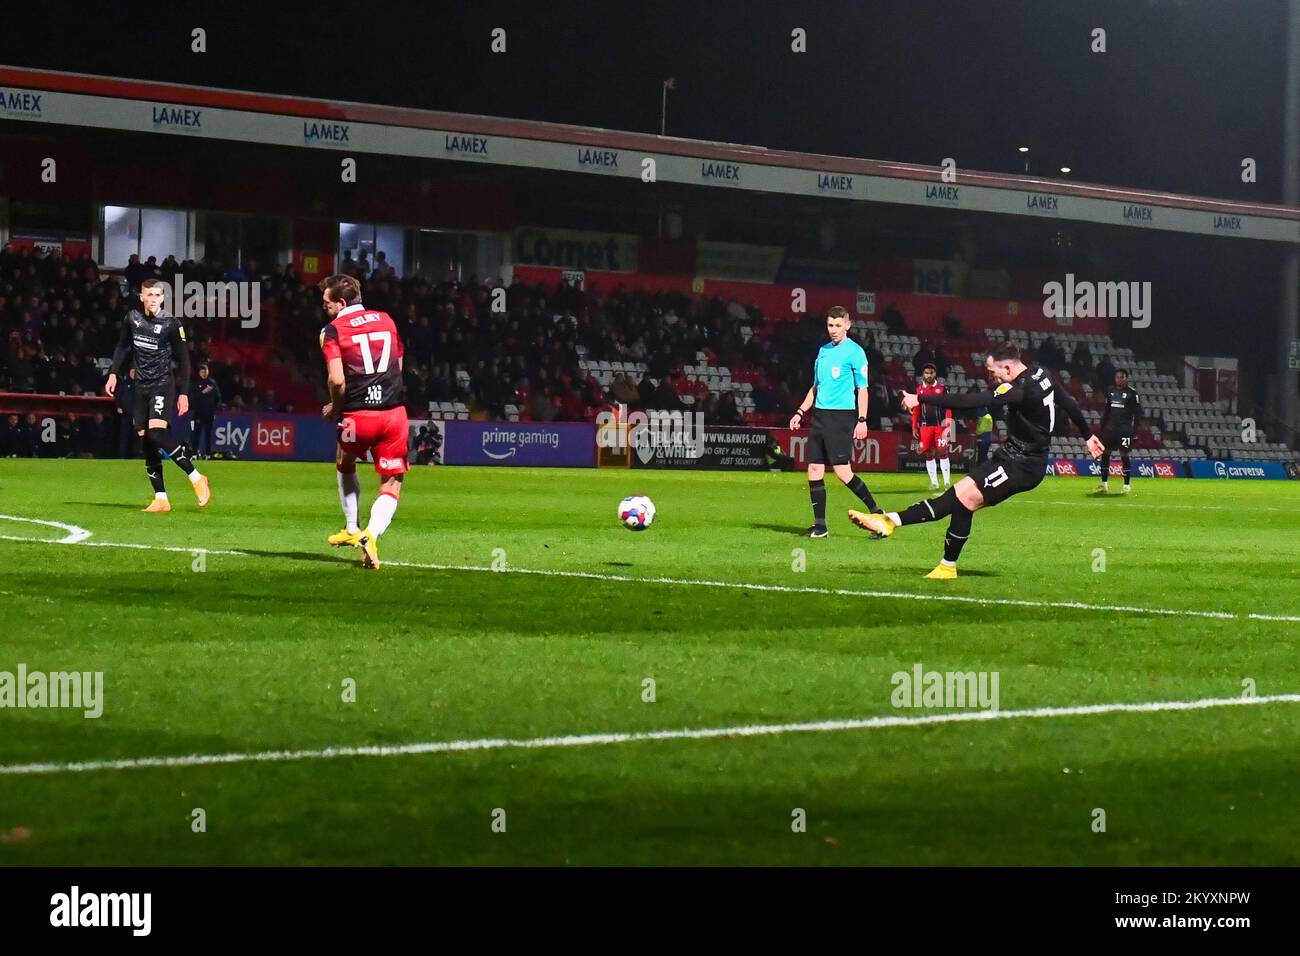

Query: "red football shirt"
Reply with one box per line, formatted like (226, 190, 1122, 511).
(320, 303, 406, 411)
(912, 381, 952, 428)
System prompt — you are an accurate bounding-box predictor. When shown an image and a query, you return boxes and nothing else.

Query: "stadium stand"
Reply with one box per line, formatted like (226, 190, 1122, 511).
(1, 245, 1295, 465)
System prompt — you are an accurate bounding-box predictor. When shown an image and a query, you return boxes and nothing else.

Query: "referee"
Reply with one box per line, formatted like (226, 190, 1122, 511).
(788, 306, 883, 537)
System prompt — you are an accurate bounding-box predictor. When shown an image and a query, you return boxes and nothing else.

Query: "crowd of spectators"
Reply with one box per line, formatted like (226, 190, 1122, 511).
(4, 244, 1047, 459)
(0, 243, 924, 457)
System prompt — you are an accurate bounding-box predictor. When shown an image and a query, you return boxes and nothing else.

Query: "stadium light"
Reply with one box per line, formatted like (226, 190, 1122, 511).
(661, 78, 676, 136)
(1018, 146, 1030, 173)
(1059, 166, 1072, 177)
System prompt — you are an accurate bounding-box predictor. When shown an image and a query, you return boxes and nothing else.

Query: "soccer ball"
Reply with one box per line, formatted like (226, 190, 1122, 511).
(618, 494, 656, 531)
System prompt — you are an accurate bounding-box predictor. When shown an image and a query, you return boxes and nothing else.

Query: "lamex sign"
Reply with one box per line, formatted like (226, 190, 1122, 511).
(304, 120, 351, 144)
(773, 428, 900, 472)
(1189, 459, 1290, 480)
(576, 147, 619, 172)
(151, 104, 202, 132)
(211, 413, 337, 461)
(445, 133, 488, 157)
(816, 172, 856, 195)
(0, 88, 42, 116)
(442, 421, 596, 467)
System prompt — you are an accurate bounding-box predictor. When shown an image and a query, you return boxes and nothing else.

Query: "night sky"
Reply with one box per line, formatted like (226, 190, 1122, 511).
(2, 0, 1291, 203)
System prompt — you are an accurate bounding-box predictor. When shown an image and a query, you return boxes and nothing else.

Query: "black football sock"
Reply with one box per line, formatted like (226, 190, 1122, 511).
(143, 438, 166, 494)
(1121, 452, 1132, 485)
(1099, 454, 1111, 483)
(897, 487, 957, 526)
(148, 426, 197, 476)
(808, 478, 827, 528)
(942, 500, 973, 564)
(844, 475, 880, 512)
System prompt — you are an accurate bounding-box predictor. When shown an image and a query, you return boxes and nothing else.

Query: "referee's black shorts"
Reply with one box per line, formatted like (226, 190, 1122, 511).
(968, 449, 1045, 507)
(132, 380, 175, 431)
(806, 408, 858, 466)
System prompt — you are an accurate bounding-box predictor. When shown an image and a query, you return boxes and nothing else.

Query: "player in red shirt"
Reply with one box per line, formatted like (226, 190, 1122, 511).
(912, 363, 953, 490)
(318, 274, 409, 570)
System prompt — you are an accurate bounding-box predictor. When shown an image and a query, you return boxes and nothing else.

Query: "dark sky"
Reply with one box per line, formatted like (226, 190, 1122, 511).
(2, 0, 1292, 202)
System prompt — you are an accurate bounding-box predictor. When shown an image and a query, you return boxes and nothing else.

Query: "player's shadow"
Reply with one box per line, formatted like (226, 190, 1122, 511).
(750, 522, 814, 535)
(238, 548, 344, 565)
(64, 501, 145, 510)
(605, 561, 634, 567)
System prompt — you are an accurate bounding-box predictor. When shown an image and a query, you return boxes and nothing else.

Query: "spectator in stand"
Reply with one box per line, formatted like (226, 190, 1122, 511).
(714, 391, 741, 426)
(75, 411, 115, 459)
(15, 412, 38, 457)
(1040, 335, 1065, 370)
(913, 340, 936, 378)
(882, 302, 906, 334)
(1094, 354, 1116, 393)
(1072, 339, 1093, 378)
(635, 369, 656, 407)
(341, 251, 359, 278)
(969, 386, 995, 465)
(611, 372, 638, 406)
(530, 387, 557, 422)
(124, 254, 147, 290)
(941, 312, 963, 340)
(932, 345, 949, 377)
(0, 413, 17, 456)
(863, 332, 885, 372)
(160, 255, 181, 283)
(372, 251, 395, 279)
(191, 363, 221, 459)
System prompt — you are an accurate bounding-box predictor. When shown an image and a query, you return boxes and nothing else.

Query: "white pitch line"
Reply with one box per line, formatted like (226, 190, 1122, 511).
(387, 559, 1300, 623)
(2, 693, 1297, 778)
(1, 520, 1298, 624)
(0, 514, 92, 544)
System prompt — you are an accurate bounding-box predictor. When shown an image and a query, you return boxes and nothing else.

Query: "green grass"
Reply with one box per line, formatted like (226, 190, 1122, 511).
(0, 458, 1297, 865)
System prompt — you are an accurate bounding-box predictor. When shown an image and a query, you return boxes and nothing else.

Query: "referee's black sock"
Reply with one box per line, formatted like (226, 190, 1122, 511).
(1121, 452, 1132, 486)
(143, 438, 166, 495)
(148, 426, 197, 477)
(808, 478, 827, 529)
(943, 500, 973, 565)
(843, 475, 880, 512)
(897, 487, 956, 526)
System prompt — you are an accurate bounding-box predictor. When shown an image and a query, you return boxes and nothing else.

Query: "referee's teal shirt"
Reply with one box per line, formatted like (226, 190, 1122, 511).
(813, 338, 869, 410)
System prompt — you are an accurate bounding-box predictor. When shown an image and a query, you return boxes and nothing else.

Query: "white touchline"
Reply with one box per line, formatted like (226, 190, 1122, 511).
(1, 693, 1297, 777)
(1, 516, 1298, 623)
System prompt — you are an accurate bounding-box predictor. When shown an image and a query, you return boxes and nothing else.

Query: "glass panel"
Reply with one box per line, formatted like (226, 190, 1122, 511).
(102, 205, 140, 268)
(139, 208, 188, 265)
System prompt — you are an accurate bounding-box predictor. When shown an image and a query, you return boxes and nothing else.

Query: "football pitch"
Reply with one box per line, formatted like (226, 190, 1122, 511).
(0, 458, 1297, 866)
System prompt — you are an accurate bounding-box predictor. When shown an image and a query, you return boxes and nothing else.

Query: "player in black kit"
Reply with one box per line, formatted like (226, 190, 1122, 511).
(104, 279, 212, 512)
(1095, 368, 1142, 495)
(850, 341, 1103, 578)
